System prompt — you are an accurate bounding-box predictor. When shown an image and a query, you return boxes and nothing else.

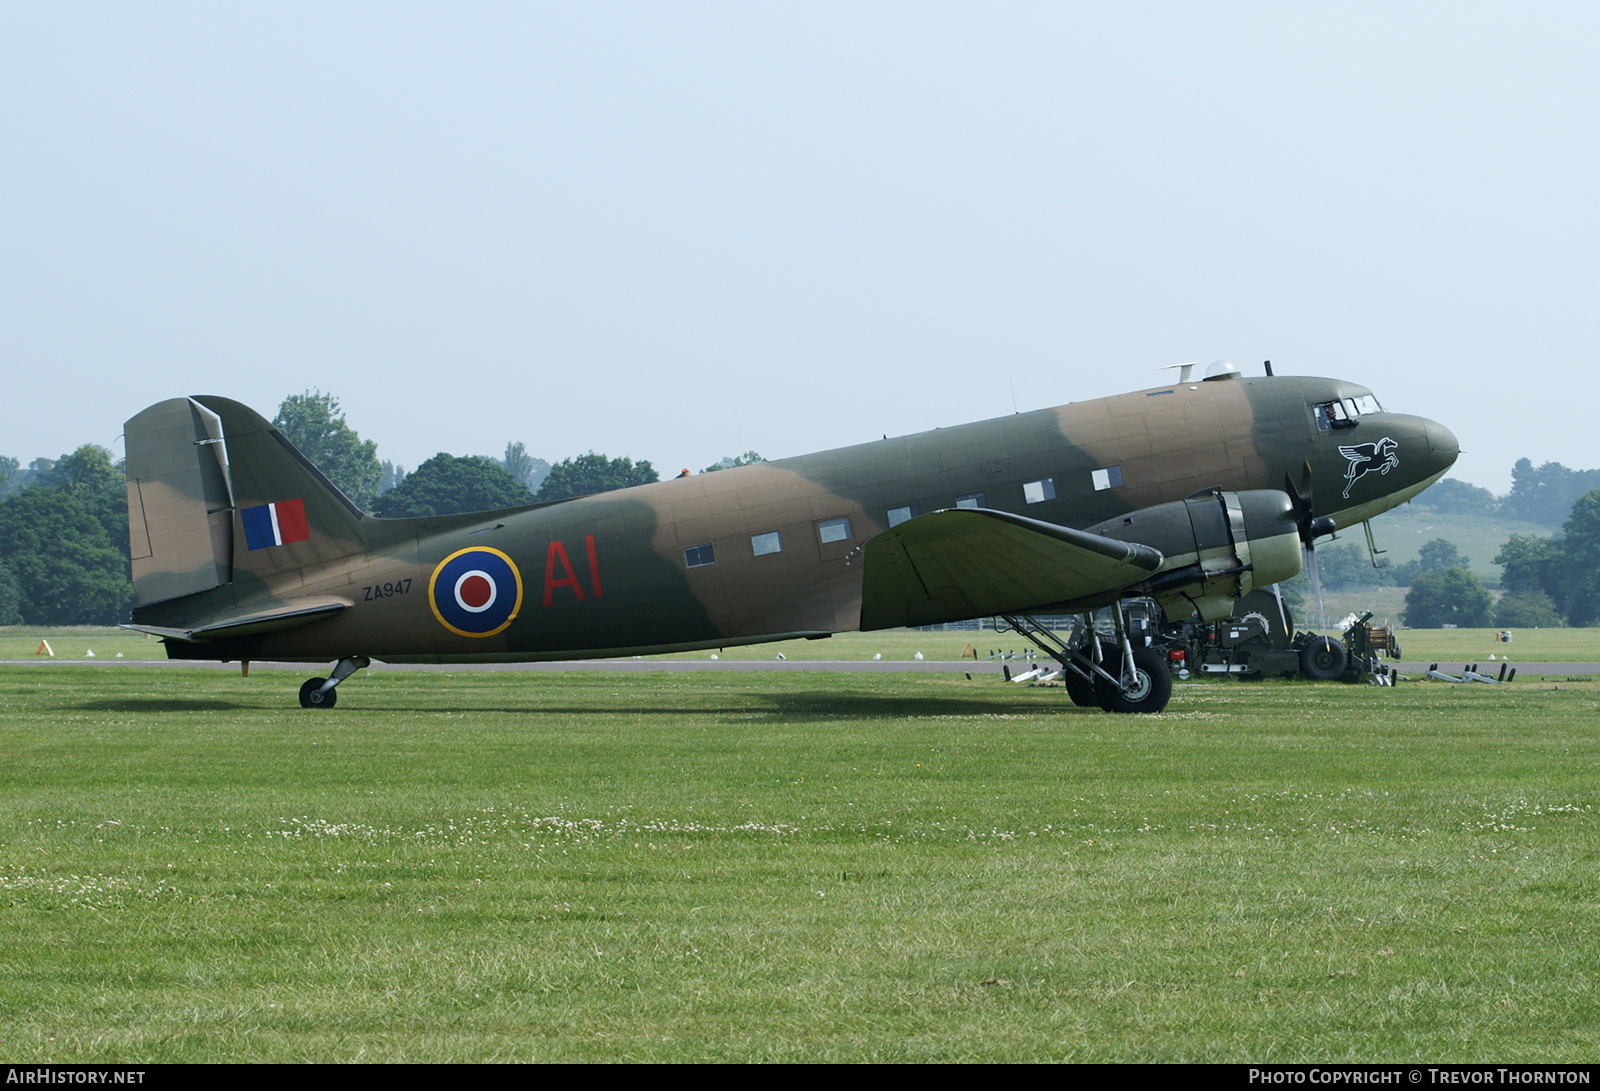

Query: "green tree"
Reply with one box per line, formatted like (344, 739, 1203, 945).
(0, 455, 17, 498)
(372, 454, 534, 518)
(0, 487, 131, 624)
(1494, 534, 1561, 596)
(1419, 538, 1468, 572)
(1403, 568, 1492, 629)
(1502, 459, 1600, 527)
(1494, 590, 1564, 629)
(35, 445, 128, 554)
(536, 453, 658, 503)
(0, 559, 22, 625)
(703, 451, 767, 473)
(1559, 488, 1600, 626)
(1417, 477, 1498, 516)
(5, 457, 55, 494)
(498, 442, 550, 494)
(273, 391, 382, 511)
(1390, 538, 1468, 586)
(1314, 542, 1392, 591)
(378, 460, 406, 495)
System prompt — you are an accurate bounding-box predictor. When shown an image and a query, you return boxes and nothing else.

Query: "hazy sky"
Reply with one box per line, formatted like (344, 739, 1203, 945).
(4, 2, 1596, 492)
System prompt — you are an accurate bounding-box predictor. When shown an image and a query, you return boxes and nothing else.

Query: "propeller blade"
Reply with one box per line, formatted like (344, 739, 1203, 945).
(1284, 459, 1334, 546)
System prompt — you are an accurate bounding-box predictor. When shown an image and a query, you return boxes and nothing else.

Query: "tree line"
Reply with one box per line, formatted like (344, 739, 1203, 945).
(1280, 493, 1600, 629)
(1395, 494, 1600, 629)
(1414, 461, 1600, 528)
(1, 391, 761, 627)
(1276, 467, 1600, 628)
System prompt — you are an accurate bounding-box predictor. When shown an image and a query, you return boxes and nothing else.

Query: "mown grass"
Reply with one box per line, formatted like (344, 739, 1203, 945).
(1390, 627, 1600, 667)
(4, 624, 1598, 664)
(1, 665, 1597, 1062)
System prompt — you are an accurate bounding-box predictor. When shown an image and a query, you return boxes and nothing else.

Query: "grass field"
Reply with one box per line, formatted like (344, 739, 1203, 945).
(5, 623, 1599, 665)
(2, 664, 1598, 1062)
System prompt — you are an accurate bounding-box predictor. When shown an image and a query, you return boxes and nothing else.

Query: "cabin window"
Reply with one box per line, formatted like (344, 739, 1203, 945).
(1023, 478, 1056, 504)
(751, 531, 783, 556)
(817, 517, 852, 544)
(1090, 466, 1123, 491)
(684, 543, 716, 568)
(954, 492, 985, 509)
(887, 504, 917, 527)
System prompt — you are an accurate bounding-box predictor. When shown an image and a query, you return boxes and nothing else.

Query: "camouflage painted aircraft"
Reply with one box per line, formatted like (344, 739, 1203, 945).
(122, 362, 1457, 713)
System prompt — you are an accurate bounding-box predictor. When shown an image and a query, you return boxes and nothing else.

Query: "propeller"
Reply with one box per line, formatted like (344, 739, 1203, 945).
(1284, 460, 1337, 631)
(1283, 460, 1336, 548)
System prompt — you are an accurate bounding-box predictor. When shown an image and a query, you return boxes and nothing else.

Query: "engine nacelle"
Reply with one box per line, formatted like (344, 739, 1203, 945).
(1086, 489, 1302, 622)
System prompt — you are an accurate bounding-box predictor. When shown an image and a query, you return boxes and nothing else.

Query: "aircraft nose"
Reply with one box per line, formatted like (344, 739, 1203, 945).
(1426, 418, 1459, 459)
(1423, 417, 1460, 471)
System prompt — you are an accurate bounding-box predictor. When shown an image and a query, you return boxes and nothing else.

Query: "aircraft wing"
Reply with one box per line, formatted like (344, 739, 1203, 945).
(859, 508, 1163, 629)
(122, 597, 351, 643)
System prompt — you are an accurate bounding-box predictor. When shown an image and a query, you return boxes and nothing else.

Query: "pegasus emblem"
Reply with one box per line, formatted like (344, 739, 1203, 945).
(1339, 437, 1400, 498)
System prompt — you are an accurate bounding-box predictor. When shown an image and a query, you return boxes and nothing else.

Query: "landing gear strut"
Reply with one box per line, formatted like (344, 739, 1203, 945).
(298, 656, 371, 709)
(999, 604, 1172, 714)
(1091, 642, 1172, 713)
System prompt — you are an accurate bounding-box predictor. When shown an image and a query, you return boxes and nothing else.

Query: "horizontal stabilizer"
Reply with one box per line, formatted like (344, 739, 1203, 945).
(860, 508, 1163, 629)
(122, 598, 350, 643)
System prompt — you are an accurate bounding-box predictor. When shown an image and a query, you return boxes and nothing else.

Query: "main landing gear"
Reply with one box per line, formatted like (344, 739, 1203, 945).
(1000, 604, 1173, 714)
(298, 656, 371, 709)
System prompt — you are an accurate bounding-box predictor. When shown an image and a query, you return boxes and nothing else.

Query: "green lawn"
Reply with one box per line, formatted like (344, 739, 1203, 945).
(1, 665, 1597, 1061)
(1390, 627, 1600, 666)
(5, 623, 1598, 666)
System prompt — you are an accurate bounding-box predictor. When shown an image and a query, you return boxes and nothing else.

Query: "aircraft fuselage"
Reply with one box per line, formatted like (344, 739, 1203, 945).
(133, 372, 1458, 664)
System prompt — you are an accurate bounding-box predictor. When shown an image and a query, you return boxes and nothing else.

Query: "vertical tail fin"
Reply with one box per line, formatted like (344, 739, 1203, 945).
(125, 398, 234, 606)
(125, 396, 369, 607)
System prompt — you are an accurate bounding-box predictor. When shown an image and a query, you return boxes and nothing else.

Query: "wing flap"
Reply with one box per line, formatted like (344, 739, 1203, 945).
(860, 508, 1163, 629)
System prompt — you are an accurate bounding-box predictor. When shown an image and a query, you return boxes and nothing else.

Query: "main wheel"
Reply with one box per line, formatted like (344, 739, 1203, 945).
(1298, 636, 1348, 681)
(1092, 645, 1173, 714)
(299, 677, 337, 709)
(1063, 668, 1098, 708)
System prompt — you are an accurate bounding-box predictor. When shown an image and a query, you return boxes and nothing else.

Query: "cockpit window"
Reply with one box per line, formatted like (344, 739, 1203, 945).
(1315, 401, 1354, 430)
(1315, 394, 1383, 430)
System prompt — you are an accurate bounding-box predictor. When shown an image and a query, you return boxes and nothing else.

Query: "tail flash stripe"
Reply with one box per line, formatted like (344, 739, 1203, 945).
(274, 498, 310, 544)
(242, 499, 311, 551)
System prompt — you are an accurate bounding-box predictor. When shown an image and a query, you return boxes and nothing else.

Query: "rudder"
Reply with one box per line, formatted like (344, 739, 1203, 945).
(124, 396, 369, 607)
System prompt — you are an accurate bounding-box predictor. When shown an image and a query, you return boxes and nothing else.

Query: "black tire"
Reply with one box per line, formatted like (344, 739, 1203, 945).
(1063, 668, 1098, 708)
(299, 677, 337, 709)
(1092, 645, 1173, 714)
(1298, 636, 1348, 681)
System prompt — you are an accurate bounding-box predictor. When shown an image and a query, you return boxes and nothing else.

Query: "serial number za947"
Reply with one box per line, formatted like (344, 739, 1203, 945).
(363, 579, 413, 600)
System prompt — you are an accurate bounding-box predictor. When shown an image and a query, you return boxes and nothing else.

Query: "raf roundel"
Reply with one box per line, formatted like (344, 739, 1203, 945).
(428, 547, 523, 637)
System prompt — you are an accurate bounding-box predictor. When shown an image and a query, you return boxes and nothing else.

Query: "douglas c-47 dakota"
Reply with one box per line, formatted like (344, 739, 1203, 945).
(122, 362, 1458, 713)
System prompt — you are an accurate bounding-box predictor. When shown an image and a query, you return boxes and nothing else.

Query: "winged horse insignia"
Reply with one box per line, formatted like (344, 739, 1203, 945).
(1338, 437, 1400, 498)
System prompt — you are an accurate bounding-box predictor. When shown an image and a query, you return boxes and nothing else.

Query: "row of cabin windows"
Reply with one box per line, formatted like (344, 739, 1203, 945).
(684, 517, 852, 568)
(681, 466, 1125, 568)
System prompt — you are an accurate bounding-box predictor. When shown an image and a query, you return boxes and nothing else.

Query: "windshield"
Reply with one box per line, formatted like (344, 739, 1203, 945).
(1315, 393, 1384, 430)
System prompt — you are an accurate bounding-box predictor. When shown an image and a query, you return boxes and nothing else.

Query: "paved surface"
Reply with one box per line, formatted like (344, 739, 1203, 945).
(3, 658, 1597, 676)
(1, 657, 1010, 674)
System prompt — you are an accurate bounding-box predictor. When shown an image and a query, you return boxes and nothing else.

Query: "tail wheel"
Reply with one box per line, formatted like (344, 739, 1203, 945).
(1093, 645, 1173, 714)
(299, 678, 337, 709)
(1298, 636, 1348, 681)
